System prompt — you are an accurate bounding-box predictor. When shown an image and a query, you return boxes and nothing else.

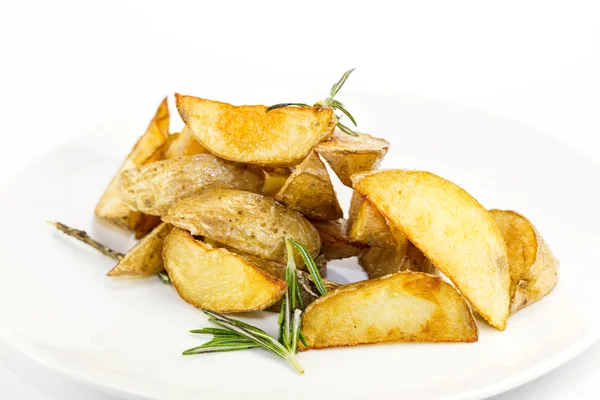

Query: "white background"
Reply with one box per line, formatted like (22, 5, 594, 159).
(1, 0, 599, 398)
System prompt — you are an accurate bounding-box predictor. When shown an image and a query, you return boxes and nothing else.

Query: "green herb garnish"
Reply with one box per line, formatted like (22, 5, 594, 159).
(266, 69, 359, 136)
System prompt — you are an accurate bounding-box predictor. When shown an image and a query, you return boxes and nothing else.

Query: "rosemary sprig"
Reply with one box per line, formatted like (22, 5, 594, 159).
(266, 69, 359, 136)
(286, 238, 328, 296)
(49, 221, 171, 284)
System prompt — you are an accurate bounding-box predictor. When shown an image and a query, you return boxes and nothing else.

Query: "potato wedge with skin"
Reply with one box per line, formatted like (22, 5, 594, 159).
(176, 94, 336, 166)
(301, 271, 478, 349)
(347, 192, 399, 248)
(163, 189, 321, 265)
(276, 151, 343, 221)
(164, 126, 207, 159)
(490, 210, 559, 314)
(315, 129, 389, 187)
(119, 154, 265, 216)
(353, 170, 510, 330)
(311, 219, 368, 260)
(262, 168, 291, 197)
(134, 214, 163, 239)
(95, 98, 170, 229)
(163, 228, 286, 312)
(359, 242, 434, 279)
(268, 270, 341, 312)
(107, 222, 173, 277)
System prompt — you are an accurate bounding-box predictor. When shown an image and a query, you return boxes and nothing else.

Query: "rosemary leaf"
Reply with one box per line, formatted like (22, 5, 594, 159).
(336, 122, 359, 137)
(328, 68, 355, 99)
(329, 99, 357, 126)
(287, 239, 328, 296)
(157, 271, 171, 284)
(291, 309, 302, 354)
(265, 103, 310, 113)
(189, 328, 243, 337)
(183, 342, 259, 355)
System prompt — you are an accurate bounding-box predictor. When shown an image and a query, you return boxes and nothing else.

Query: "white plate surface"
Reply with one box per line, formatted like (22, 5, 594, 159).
(0, 94, 598, 400)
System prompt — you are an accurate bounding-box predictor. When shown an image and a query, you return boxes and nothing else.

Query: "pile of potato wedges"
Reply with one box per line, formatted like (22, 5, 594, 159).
(94, 95, 558, 349)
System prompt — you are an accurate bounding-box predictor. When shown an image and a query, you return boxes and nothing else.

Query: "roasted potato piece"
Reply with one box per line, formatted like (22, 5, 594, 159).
(107, 222, 173, 277)
(268, 270, 341, 312)
(164, 126, 207, 159)
(134, 215, 162, 239)
(235, 251, 328, 279)
(311, 219, 367, 260)
(359, 242, 434, 279)
(163, 228, 286, 312)
(347, 192, 400, 248)
(95, 98, 170, 229)
(275, 151, 343, 221)
(262, 168, 291, 197)
(163, 189, 321, 265)
(119, 154, 265, 216)
(353, 170, 510, 330)
(176, 94, 336, 166)
(490, 210, 559, 314)
(315, 129, 389, 186)
(301, 272, 478, 349)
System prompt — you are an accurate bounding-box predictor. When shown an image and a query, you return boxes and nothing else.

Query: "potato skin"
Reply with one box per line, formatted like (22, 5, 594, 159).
(176, 94, 336, 166)
(108, 222, 173, 277)
(348, 192, 398, 248)
(311, 219, 368, 261)
(301, 271, 478, 349)
(163, 228, 287, 313)
(353, 170, 510, 330)
(490, 210, 559, 314)
(359, 242, 434, 279)
(163, 189, 321, 265)
(95, 98, 170, 229)
(119, 154, 265, 216)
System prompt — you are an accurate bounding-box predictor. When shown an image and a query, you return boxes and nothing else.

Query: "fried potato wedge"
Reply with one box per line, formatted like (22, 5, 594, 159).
(490, 210, 559, 314)
(176, 94, 336, 166)
(134, 214, 163, 239)
(268, 270, 341, 312)
(311, 219, 367, 260)
(347, 192, 399, 248)
(107, 222, 173, 277)
(359, 242, 434, 279)
(119, 154, 265, 216)
(164, 126, 207, 159)
(301, 272, 478, 349)
(262, 168, 291, 197)
(275, 151, 343, 221)
(163, 189, 321, 265)
(353, 170, 510, 330)
(163, 228, 286, 312)
(315, 129, 389, 186)
(95, 98, 170, 229)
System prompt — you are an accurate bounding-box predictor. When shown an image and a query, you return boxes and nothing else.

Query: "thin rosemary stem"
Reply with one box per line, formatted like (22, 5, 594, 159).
(48, 221, 124, 261)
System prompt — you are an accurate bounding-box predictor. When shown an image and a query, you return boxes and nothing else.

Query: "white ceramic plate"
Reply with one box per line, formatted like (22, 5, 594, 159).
(0, 94, 598, 400)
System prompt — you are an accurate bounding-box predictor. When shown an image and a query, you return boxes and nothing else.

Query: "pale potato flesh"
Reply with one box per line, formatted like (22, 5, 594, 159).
(119, 154, 265, 216)
(164, 126, 207, 159)
(315, 129, 389, 186)
(490, 210, 559, 314)
(108, 222, 173, 277)
(95, 97, 170, 229)
(262, 168, 291, 197)
(162, 189, 321, 265)
(276, 151, 343, 221)
(301, 272, 478, 349)
(163, 228, 287, 313)
(176, 94, 336, 166)
(311, 218, 368, 261)
(347, 192, 402, 248)
(359, 242, 435, 279)
(353, 170, 510, 330)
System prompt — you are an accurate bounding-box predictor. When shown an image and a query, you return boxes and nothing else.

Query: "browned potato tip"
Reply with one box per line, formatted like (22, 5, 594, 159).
(176, 94, 336, 166)
(311, 219, 368, 261)
(162, 189, 321, 266)
(108, 222, 173, 277)
(95, 97, 170, 229)
(490, 210, 559, 314)
(163, 228, 287, 313)
(315, 129, 389, 187)
(353, 170, 510, 330)
(276, 151, 343, 221)
(118, 154, 265, 216)
(300, 272, 478, 349)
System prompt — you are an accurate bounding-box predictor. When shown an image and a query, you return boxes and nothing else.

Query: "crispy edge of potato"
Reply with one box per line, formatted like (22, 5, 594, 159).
(311, 218, 368, 260)
(163, 228, 287, 313)
(95, 98, 170, 230)
(164, 126, 208, 159)
(353, 170, 511, 330)
(162, 189, 321, 265)
(315, 129, 390, 186)
(358, 242, 435, 279)
(107, 222, 173, 277)
(347, 192, 397, 248)
(490, 210, 559, 314)
(262, 168, 292, 197)
(300, 271, 478, 350)
(276, 151, 343, 221)
(119, 154, 265, 216)
(176, 94, 336, 166)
